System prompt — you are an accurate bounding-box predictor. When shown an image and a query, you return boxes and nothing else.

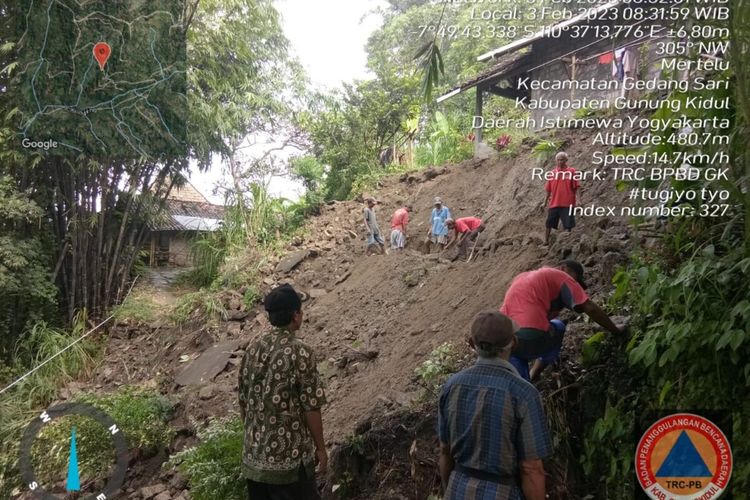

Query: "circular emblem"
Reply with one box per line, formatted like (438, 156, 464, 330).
(18, 402, 129, 499)
(635, 413, 732, 499)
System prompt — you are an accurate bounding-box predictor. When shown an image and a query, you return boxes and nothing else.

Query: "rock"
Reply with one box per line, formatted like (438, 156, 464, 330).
(410, 329, 422, 336)
(227, 309, 251, 321)
(597, 236, 623, 253)
(402, 268, 426, 287)
(226, 321, 242, 336)
(354, 417, 372, 435)
(140, 484, 167, 499)
(430, 323, 441, 333)
(175, 340, 243, 386)
(275, 250, 309, 273)
(154, 493, 172, 500)
(170, 473, 188, 491)
(336, 356, 349, 369)
(199, 385, 214, 400)
(262, 277, 274, 285)
(600, 251, 628, 281)
(309, 289, 328, 299)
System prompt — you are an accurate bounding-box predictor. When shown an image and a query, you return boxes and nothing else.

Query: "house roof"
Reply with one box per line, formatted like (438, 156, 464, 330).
(149, 199, 225, 232)
(437, 0, 622, 102)
(437, 50, 532, 103)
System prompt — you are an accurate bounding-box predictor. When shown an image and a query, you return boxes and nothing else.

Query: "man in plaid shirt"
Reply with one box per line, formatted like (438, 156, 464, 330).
(438, 312, 552, 500)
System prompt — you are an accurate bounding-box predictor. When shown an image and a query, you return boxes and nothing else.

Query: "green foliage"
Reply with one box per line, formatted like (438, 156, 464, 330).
(112, 287, 162, 324)
(581, 332, 606, 367)
(172, 289, 228, 326)
(29, 388, 173, 487)
(414, 111, 473, 167)
(13, 312, 98, 406)
(580, 401, 634, 497)
(188, 0, 297, 167)
(301, 75, 422, 200)
(531, 140, 563, 164)
(169, 418, 245, 500)
(0, 176, 58, 358)
(414, 342, 460, 397)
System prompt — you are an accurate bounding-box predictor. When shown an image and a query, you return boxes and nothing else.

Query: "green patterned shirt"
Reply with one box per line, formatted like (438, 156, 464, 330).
(238, 328, 326, 484)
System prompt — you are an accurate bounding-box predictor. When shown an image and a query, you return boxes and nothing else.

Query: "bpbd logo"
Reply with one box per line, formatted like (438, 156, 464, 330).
(636, 413, 732, 499)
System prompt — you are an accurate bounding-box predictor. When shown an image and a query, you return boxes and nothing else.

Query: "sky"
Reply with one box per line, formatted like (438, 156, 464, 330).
(189, 0, 387, 204)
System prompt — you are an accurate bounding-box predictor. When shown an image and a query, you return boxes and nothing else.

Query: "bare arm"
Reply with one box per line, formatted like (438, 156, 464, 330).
(438, 441, 454, 493)
(579, 300, 621, 335)
(304, 410, 328, 474)
(519, 458, 546, 500)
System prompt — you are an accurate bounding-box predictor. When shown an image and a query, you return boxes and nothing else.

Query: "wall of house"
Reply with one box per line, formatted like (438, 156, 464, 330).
(169, 234, 192, 266)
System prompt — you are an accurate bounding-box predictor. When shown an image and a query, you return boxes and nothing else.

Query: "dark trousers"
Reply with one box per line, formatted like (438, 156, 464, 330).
(246, 464, 320, 500)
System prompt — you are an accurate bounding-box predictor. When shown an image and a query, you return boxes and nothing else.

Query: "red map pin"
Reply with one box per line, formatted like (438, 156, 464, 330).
(93, 42, 111, 71)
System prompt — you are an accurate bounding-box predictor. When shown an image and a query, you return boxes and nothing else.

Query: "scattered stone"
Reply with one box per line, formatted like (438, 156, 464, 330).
(430, 323, 441, 333)
(263, 277, 274, 285)
(226, 321, 242, 336)
(335, 271, 352, 284)
(228, 298, 242, 311)
(309, 288, 328, 299)
(600, 251, 628, 281)
(175, 340, 242, 386)
(154, 493, 171, 500)
(199, 385, 214, 400)
(139, 484, 167, 499)
(354, 417, 372, 435)
(275, 250, 309, 273)
(410, 329, 422, 336)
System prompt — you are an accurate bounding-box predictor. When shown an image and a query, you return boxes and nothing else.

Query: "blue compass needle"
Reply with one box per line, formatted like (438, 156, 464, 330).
(66, 426, 80, 491)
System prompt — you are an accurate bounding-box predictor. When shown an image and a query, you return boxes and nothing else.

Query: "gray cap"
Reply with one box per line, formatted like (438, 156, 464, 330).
(470, 311, 516, 348)
(433, 196, 442, 205)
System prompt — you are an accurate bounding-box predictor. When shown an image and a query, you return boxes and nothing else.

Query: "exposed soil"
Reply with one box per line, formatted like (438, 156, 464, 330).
(49, 122, 649, 499)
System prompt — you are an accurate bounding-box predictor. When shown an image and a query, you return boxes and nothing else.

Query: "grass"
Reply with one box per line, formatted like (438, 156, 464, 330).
(168, 417, 245, 500)
(111, 285, 166, 323)
(0, 313, 101, 497)
(28, 388, 174, 488)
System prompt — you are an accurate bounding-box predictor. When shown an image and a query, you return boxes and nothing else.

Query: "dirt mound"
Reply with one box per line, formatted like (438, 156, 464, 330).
(68, 123, 641, 499)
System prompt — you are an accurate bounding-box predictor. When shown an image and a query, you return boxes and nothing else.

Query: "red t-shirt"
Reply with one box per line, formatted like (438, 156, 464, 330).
(545, 167, 580, 208)
(454, 217, 482, 234)
(391, 208, 409, 232)
(500, 267, 588, 331)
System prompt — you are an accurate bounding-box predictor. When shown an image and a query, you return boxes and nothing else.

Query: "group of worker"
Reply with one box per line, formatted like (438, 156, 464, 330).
(363, 195, 487, 260)
(364, 149, 579, 258)
(237, 150, 595, 499)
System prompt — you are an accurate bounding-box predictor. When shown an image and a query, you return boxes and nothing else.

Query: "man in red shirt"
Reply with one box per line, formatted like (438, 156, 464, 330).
(500, 261, 623, 381)
(445, 217, 485, 260)
(544, 152, 580, 245)
(390, 204, 412, 250)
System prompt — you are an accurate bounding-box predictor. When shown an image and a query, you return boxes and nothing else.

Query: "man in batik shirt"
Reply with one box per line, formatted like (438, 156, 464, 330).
(238, 284, 327, 500)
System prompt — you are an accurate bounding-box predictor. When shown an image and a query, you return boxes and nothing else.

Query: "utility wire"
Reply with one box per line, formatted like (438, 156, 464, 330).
(0, 277, 139, 397)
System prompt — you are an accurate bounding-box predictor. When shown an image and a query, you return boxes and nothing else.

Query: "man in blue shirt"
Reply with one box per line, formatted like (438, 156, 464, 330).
(426, 196, 451, 253)
(438, 312, 552, 500)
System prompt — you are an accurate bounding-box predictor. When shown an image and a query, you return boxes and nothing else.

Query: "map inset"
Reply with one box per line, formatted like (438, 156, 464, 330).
(16, 0, 186, 158)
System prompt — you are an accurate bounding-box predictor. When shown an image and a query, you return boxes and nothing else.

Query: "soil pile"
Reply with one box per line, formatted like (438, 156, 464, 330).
(64, 124, 645, 499)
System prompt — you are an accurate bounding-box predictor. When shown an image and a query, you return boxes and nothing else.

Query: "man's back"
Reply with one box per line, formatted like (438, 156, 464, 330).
(238, 328, 325, 484)
(500, 267, 588, 331)
(391, 207, 409, 231)
(438, 358, 551, 499)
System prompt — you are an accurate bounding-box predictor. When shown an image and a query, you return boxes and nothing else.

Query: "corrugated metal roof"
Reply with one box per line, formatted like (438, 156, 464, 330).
(149, 199, 225, 232)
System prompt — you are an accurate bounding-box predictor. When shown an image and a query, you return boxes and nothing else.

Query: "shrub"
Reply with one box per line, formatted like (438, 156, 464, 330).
(414, 342, 460, 397)
(169, 418, 245, 500)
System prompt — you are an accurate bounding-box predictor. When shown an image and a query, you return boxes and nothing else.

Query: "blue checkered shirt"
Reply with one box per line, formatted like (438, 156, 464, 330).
(438, 357, 552, 499)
